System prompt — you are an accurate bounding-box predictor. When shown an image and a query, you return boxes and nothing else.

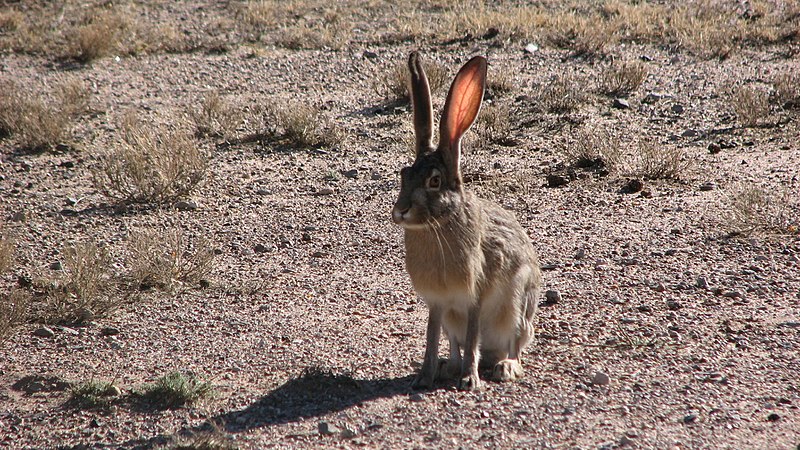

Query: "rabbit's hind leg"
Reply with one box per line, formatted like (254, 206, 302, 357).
(436, 333, 462, 380)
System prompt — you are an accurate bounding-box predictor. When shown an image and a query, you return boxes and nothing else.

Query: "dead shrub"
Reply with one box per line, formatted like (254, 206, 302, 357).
(470, 102, 512, 149)
(95, 113, 208, 204)
(275, 14, 351, 51)
(773, 73, 800, 109)
(731, 86, 771, 127)
(726, 185, 799, 236)
(598, 60, 648, 97)
(191, 91, 243, 138)
(264, 100, 343, 149)
(0, 290, 29, 344)
(127, 228, 214, 292)
(30, 242, 117, 325)
(0, 78, 89, 151)
(487, 70, 515, 97)
(535, 76, 585, 114)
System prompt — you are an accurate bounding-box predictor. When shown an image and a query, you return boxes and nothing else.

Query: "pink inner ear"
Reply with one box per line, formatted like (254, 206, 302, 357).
(445, 63, 485, 143)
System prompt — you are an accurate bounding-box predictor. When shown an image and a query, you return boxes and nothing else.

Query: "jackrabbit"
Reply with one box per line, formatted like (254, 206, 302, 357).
(392, 52, 542, 391)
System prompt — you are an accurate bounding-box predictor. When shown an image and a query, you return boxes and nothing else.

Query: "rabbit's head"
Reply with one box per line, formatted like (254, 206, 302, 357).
(392, 52, 487, 229)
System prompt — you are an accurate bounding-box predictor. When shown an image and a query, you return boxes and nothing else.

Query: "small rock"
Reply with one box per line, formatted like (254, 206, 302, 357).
(316, 187, 335, 196)
(612, 98, 630, 109)
(371, 172, 382, 180)
(683, 414, 697, 424)
(76, 308, 95, 322)
(10, 211, 26, 222)
(696, 277, 709, 289)
(60, 327, 79, 336)
(410, 393, 425, 402)
(642, 92, 662, 104)
(667, 300, 682, 310)
(103, 385, 122, 396)
(621, 178, 643, 193)
(34, 327, 55, 338)
(362, 50, 378, 59)
(574, 248, 586, 260)
(592, 371, 610, 386)
(100, 327, 120, 336)
(318, 421, 339, 436)
(524, 43, 539, 53)
(341, 426, 358, 439)
(343, 169, 359, 179)
(619, 434, 635, 447)
(671, 104, 685, 114)
(302, 233, 312, 242)
(546, 174, 569, 188)
(767, 413, 780, 422)
(637, 304, 652, 313)
(640, 55, 653, 62)
(708, 143, 722, 154)
(311, 251, 326, 258)
(639, 189, 652, 198)
(174, 200, 199, 211)
(699, 182, 716, 191)
(543, 289, 561, 305)
(682, 129, 699, 137)
(723, 291, 742, 298)
(253, 244, 270, 253)
(49, 261, 63, 271)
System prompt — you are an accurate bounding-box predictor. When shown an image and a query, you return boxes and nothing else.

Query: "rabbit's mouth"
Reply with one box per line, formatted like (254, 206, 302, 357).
(392, 206, 430, 230)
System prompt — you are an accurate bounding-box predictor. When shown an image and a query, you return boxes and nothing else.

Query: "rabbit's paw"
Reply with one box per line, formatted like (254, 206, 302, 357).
(436, 358, 460, 380)
(491, 359, 524, 382)
(457, 372, 482, 391)
(412, 368, 436, 390)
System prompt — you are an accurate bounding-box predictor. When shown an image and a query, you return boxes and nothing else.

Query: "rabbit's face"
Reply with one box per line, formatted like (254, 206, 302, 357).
(392, 152, 461, 229)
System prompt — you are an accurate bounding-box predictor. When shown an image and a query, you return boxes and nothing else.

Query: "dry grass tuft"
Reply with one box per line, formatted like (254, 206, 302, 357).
(170, 426, 238, 450)
(726, 185, 799, 236)
(535, 76, 586, 114)
(731, 86, 771, 127)
(191, 91, 243, 138)
(772, 73, 800, 109)
(375, 58, 450, 102)
(0, 290, 29, 344)
(137, 371, 213, 409)
(487, 70, 515, 97)
(629, 141, 689, 180)
(0, 78, 89, 151)
(471, 102, 512, 148)
(558, 126, 622, 169)
(30, 242, 118, 325)
(127, 228, 214, 292)
(598, 60, 648, 97)
(68, 379, 122, 409)
(264, 100, 343, 149)
(67, 10, 126, 63)
(95, 113, 208, 204)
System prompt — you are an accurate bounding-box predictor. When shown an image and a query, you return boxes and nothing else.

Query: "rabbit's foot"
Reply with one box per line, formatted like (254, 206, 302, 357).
(436, 358, 460, 380)
(412, 365, 437, 390)
(491, 359, 524, 382)
(457, 372, 482, 391)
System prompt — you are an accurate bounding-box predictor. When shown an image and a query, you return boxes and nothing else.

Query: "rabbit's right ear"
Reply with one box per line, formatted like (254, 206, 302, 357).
(408, 52, 434, 154)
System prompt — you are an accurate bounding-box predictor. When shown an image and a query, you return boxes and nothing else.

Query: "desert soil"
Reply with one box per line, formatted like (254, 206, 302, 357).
(1, 1, 799, 449)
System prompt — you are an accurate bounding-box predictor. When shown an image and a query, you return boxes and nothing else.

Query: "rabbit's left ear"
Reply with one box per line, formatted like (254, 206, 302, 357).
(439, 56, 487, 172)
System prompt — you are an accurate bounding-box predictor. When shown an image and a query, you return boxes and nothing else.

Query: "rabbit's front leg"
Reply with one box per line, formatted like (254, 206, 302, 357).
(412, 304, 442, 389)
(458, 304, 482, 391)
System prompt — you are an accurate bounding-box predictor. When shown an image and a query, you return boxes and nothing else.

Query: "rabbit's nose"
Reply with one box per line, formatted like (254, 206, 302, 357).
(392, 206, 409, 224)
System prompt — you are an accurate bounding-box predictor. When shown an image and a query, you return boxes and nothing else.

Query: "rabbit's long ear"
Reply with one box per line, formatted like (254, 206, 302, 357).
(439, 56, 487, 177)
(408, 52, 434, 154)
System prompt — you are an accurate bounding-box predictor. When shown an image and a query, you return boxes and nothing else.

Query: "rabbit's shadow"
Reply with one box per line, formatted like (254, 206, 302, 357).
(212, 367, 416, 433)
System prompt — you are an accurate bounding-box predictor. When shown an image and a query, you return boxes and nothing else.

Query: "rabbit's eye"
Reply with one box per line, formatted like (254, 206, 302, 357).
(427, 174, 441, 190)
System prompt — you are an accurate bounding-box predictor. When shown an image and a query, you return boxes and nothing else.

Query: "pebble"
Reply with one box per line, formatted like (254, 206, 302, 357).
(362, 50, 378, 59)
(637, 304, 652, 313)
(574, 248, 586, 260)
(343, 169, 359, 179)
(622, 178, 643, 193)
(767, 413, 780, 422)
(49, 261, 63, 271)
(524, 43, 539, 53)
(318, 421, 339, 435)
(302, 233, 312, 242)
(371, 172, 382, 180)
(174, 200, 199, 211)
(11, 211, 26, 222)
(699, 182, 716, 191)
(546, 174, 569, 188)
(723, 291, 742, 298)
(410, 393, 425, 402)
(592, 371, 610, 386)
(696, 277, 709, 289)
(683, 414, 697, 424)
(34, 327, 55, 338)
(612, 98, 630, 109)
(666, 300, 682, 310)
(708, 143, 722, 154)
(316, 187, 335, 196)
(100, 327, 120, 336)
(253, 244, 270, 253)
(60, 327, 79, 336)
(341, 426, 358, 439)
(682, 129, 699, 137)
(544, 289, 561, 305)
(671, 103, 685, 114)
(619, 434, 635, 447)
